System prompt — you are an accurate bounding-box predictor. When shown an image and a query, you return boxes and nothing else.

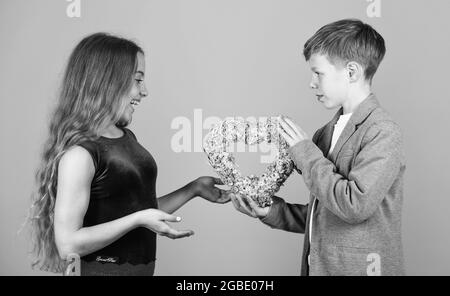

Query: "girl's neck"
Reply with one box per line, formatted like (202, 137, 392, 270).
(100, 124, 124, 138)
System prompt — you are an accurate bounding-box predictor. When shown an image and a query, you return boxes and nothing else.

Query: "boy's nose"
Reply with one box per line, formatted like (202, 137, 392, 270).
(310, 75, 318, 89)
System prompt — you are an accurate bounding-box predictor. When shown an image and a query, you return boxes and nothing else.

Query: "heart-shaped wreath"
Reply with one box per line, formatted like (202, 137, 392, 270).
(203, 116, 293, 207)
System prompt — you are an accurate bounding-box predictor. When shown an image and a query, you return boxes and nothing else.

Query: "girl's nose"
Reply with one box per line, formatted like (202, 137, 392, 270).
(140, 84, 148, 97)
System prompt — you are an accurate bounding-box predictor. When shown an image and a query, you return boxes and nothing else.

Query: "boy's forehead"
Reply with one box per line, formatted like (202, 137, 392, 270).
(309, 53, 333, 68)
(309, 53, 348, 73)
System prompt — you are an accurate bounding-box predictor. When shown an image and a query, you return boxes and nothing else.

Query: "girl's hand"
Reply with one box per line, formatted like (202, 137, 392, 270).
(137, 208, 194, 239)
(193, 176, 231, 204)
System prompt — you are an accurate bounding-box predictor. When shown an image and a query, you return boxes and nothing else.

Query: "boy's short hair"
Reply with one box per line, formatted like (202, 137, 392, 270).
(303, 19, 386, 82)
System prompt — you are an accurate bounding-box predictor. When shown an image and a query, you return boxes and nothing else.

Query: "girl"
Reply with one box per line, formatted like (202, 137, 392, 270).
(29, 33, 229, 276)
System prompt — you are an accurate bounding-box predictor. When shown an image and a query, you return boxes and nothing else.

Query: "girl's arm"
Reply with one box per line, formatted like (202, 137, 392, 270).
(157, 177, 231, 214)
(54, 146, 192, 260)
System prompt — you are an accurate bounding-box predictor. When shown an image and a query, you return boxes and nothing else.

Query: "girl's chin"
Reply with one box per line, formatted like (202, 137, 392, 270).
(118, 107, 134, 124)
(117, 115, 132, 126)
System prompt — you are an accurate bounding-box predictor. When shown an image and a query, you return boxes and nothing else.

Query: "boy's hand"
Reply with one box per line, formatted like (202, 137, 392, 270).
(230, 193, 270, 219)
(279, 116, 309, 147)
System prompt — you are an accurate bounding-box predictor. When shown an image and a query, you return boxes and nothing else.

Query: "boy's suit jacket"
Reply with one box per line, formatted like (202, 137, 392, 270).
(261, 94, 405, 276)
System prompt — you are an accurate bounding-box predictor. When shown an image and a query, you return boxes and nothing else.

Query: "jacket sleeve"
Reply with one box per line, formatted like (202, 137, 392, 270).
(292, 128, 324, 175)
(259, 196, 308, 233)
(289, 120, 403, 224)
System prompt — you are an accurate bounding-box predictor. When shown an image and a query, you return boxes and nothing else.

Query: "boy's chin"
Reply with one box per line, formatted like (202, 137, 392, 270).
(321, 101, 337, 109)
(320, 99, 341, 110)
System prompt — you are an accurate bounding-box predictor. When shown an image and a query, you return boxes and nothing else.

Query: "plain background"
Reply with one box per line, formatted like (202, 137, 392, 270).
(1, 0, 449, 275)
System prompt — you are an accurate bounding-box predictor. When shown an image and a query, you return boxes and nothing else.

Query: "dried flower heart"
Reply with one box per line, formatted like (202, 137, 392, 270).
(203, 116, 293, 207)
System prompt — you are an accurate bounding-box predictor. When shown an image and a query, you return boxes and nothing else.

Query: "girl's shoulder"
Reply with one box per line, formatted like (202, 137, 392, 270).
(59, 145, 96, 174)
(123, 127, 137, 141)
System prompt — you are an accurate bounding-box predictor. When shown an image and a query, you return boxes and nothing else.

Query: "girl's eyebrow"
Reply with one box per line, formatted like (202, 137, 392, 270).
(136, 71, 145, 75)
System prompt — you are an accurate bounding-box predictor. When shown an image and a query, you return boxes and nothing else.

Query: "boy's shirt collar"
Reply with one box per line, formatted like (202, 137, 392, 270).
(318, 93, 380, 162)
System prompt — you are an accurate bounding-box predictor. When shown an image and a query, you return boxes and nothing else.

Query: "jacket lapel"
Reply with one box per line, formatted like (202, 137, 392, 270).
(316, 110, 341, 159)
(328, 118, 356, 163)
(329, 94, 380, 163)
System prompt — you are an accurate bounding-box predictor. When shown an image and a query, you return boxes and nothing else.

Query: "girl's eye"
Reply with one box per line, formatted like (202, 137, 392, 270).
(135, 79, 144, 84)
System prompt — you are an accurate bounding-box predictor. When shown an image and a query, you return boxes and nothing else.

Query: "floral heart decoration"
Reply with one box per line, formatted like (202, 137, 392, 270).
(203, 116, 293, 207)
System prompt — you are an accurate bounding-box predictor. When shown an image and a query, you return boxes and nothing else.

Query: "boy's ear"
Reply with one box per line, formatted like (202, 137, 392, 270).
(346, 61, 363, 83)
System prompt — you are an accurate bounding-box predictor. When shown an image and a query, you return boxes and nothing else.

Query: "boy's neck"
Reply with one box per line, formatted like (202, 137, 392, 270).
(342, 84, 372, 114)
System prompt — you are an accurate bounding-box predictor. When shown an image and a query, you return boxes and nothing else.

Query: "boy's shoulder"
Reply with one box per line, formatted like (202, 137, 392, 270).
(313, 97, 403, 145)
(358, 103, 404, 155)
(364, 103, 402, 134)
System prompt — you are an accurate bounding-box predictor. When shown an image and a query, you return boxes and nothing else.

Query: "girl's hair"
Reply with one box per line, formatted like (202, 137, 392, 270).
(28, 32, 143, 272)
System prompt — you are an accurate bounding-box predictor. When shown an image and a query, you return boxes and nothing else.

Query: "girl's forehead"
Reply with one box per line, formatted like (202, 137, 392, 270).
(136, 53, 146, 73)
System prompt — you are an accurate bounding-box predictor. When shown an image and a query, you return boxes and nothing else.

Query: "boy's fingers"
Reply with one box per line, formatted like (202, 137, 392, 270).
(279, 128, 292, 140)
(242, 196, 259, 216)
(244, 196, 260, 210)
(235, 194, 255, 217)
(236, 194, 252, 212)
(279, 128, 294, 146)
(284, 117, 301, 135)
(244, 196, 266, 216)
(230, 194, 238, 207)
(244, 196, 271, 218)
(279, 120, 296, 137)
(230, 194, 244, 211)
(234, 194, 246, 209)
(278, 123, 291, 138)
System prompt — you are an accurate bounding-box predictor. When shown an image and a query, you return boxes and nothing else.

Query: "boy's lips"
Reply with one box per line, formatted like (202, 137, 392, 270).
(316, 94, 324, 101)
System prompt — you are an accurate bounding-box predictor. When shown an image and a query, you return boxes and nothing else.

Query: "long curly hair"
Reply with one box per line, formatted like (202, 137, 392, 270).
(28, 32, 143, 272)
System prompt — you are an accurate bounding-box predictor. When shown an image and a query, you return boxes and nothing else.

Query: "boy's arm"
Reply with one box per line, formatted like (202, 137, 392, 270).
(230, 127, 322, 233)
(291, 127, 324, 175)
(259, 196, 308, 233)
(290, 121, 403, 224)
(253, 128, 323, 232)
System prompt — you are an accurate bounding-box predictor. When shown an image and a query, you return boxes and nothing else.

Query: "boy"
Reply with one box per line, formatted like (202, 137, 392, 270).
(231, 19, 405, 276)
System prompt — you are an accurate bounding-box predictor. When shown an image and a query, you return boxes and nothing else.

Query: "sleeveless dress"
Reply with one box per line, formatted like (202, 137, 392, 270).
(78, 127, 158, 276)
